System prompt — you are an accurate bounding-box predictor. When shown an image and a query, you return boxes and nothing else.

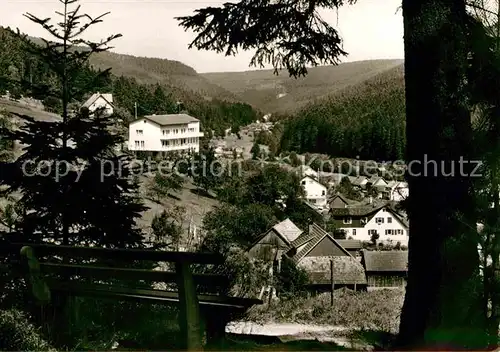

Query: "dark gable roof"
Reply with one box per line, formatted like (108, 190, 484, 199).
(328, 194, 351, 206)
(138, 114, 199, 126)
(329, 204, 386, 217)
(362, 250, 408, 272)
(290, 223, 352, 263)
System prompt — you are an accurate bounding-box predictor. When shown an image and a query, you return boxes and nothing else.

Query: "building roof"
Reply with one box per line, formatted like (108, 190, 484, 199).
(328, 194, 352, 206)
(300, 256, 367, 285)
(139, 114, 200, 126)
(336, 239, 362, 250)
(290, 223, 352, 263)
(272, 218, 303, 243)
(351, 176, 368, 186)
(362, 250, 408, 272)
(329, 204, 386, 217)
(82, 92, 113, 108)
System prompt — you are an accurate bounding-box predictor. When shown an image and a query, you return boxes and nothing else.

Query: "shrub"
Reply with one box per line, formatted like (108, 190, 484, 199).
(0, 309, 55, 351)
(275, 256, 309, 300)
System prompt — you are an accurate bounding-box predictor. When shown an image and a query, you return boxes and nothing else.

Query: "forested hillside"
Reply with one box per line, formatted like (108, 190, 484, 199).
(0, 26, 258, 135)
(278, 64, 406, 161)
(202, 59, 403, 114)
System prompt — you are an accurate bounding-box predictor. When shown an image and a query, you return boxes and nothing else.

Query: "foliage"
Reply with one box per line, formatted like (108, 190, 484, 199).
(202, 203, 278, 251)
(0, 309, 56, 351)
(147, 171, 184, 203)
(275, 256, 309, 300)
(278, 66, 406, 161)
(150, 206, 184, 249)
(176, 0, 356, 78)
(191, 147, 223, 195)
(250, 142, 261, 160)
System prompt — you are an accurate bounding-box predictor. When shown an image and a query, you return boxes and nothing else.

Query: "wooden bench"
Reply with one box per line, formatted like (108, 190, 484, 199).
(12, 243, 262, 350)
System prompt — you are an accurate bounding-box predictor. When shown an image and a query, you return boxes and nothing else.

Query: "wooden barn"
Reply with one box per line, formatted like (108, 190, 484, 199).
(361, 250, 408, 289)
(248, 218, 303, 261)
(285, 223, 367, 292)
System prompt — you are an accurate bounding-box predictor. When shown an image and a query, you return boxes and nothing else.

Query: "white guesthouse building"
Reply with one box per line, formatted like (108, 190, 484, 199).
(300, 176, 328, 210)
(128, 114, 204, 154)
(330, 205, 409, 246)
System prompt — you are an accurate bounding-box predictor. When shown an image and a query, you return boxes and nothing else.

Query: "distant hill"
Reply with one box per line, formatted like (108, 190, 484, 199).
(277, 64, 406, 161)
(202, 59, 404, 113)
(88, 52, 239, 102)
(17, 29, 238, 102)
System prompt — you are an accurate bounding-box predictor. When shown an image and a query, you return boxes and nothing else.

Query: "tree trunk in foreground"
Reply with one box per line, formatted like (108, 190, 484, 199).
(398, 0, 487, 349)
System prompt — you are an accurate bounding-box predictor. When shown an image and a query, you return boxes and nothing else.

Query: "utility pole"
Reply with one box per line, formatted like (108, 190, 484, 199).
(134, 102, 137, 119)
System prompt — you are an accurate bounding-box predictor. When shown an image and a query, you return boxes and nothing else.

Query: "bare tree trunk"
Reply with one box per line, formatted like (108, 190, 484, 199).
(398, 0, 487, 348)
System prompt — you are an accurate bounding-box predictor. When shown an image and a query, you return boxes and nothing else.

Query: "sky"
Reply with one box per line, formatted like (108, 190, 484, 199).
(0, 0, 404, 73)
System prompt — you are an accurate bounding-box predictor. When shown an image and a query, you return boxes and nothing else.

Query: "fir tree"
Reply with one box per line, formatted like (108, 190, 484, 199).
(0, 0, 148, 248)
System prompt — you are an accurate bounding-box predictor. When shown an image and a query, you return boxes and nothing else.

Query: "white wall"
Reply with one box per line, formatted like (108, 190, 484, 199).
(128, 119, 203, 153)
(301, 177, 327, 208)
(340, 208, 408, 246)
(89, 96, 113, 116)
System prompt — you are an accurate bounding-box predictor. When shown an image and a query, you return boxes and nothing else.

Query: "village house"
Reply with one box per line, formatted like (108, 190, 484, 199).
(81, 92, 114, 117)
(366, 176, 389, 197)
(329, 204, 409, 247)
(300, 176, 328, 210)
(128, 113, 204, 155)
(351, 176, 369, 190)
(247, 218, 303, 300)
(361, 250, 408, 289)
(297, 164, 318, 179)
(328, 194, 353, 209)
(387, 181, 409, 202)
(285, 223, 367, 292)
(248, 218, 303, 261)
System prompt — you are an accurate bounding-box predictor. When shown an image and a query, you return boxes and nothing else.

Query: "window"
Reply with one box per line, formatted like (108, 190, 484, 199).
(136, 129, 143, 135)
(387, 217, 392, 223)
(143, 120, 146, 123)
(140, 141, 144, 147)
(343, 217, 352, 224)
(385, 229, 393, 235)
(301, 181, 306, 185)
(321, 190, 325, 196)
(396, 229, 404, 235)
(161, 140, 169, 147)
(375, 217, 384, 224)
(352, 229, 356, 236)
(134, 141, 139, 147)
(368, 229, 377, 236)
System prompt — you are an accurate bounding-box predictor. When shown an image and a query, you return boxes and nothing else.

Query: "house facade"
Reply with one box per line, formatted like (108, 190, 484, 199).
(128, 114, 204, 154)
(82, 92, 114, 116)
(300, 176, 328, 210)
(329, 205, 409, 246)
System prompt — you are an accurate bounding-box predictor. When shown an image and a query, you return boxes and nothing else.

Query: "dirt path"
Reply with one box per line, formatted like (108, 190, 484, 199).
(226, 321, 374, 350)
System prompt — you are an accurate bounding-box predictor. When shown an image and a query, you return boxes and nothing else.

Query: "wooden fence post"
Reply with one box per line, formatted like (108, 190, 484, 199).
(175, 262, 203, 351)
(330, 259, 335, 306)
